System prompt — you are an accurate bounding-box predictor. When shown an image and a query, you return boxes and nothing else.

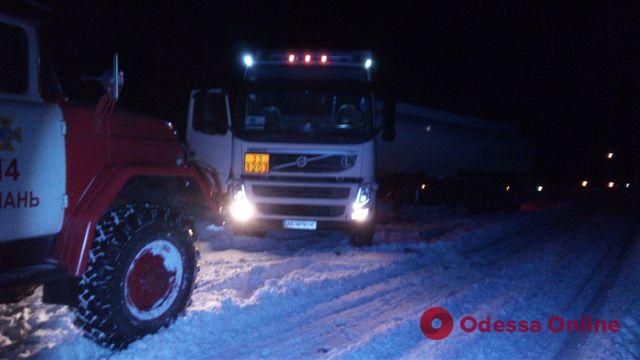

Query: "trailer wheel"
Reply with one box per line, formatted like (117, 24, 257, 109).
(350, 227, 374, 247)
(75, 204, 197, 350)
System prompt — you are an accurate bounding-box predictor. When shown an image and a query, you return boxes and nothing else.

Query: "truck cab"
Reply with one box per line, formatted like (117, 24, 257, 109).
(0, 13, 67, 244)
(187, 51, 394, 245)
(1, 9, 214, 349)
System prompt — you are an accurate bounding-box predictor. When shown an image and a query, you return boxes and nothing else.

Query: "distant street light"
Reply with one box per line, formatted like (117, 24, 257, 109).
(581, 180, 588, 188)
(607, 152, 614, 159)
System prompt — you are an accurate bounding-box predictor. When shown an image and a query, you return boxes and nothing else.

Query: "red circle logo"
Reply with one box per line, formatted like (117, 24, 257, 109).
(420, 307, 454, 340)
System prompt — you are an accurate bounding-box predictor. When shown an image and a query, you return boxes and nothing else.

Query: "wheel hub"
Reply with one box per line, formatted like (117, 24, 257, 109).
(125, 240, 184, 320)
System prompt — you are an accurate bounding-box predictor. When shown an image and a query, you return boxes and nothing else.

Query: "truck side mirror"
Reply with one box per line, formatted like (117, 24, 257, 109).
(382, 99, 396, 141)
(81, 53, 124, 100)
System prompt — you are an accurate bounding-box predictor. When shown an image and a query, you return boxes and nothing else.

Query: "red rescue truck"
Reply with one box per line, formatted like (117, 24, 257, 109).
(0, 8, 215, 349)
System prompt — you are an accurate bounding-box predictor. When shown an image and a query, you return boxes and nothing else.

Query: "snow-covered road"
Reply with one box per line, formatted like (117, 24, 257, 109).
(2, 197, 639, 359)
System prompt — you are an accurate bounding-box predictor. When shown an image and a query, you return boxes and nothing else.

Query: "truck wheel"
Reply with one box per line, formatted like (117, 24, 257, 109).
(349, 228, 374, 247)
(75, 204, 197, 350)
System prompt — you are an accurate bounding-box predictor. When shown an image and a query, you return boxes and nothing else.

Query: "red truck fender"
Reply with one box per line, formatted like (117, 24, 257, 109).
(52, 164, 214, 276)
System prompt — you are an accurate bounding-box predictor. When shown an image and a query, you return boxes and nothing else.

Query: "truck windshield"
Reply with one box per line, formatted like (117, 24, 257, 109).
(235, 82, 374, 143)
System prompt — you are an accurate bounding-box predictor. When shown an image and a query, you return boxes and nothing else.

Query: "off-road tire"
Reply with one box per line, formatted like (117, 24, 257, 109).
(74, 204, 198, 350)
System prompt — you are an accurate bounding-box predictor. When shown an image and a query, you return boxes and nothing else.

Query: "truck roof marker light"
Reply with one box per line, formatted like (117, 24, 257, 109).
(304, 54, 311, 63)
(320, 55, 328, 63)
(364, 58, 373, 69)
(243, 54, 254, 67)
(288, 54, 296, 63)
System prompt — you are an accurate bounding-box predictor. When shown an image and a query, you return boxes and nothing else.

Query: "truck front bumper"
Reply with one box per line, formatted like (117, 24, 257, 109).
(229, 218, 373, 233)
(225, 178, 376, 234)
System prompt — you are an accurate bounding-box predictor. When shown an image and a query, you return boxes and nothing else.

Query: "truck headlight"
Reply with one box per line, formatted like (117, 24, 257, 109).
(351, 185, 372, 221)
(230, 184, 254, 221)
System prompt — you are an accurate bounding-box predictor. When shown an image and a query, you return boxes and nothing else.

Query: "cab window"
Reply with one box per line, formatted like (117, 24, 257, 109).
(0, 23, 28, 94)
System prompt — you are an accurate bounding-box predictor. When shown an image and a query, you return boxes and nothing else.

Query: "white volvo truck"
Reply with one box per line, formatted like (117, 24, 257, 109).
(186, 51, 395, 246)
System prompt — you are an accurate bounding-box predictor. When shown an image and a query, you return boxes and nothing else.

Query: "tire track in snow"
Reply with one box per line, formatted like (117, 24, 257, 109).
(337, 206, 634, 359)
(555, 205, 640, 359)
(195, 208, 576, 356)
(271, 212, 568, 358)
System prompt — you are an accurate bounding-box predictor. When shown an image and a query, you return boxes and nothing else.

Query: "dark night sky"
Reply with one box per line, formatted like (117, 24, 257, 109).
(38, 1, 640, 178)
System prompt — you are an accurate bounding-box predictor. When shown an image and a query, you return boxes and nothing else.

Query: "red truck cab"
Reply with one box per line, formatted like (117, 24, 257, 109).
(0, 8, 215, 349)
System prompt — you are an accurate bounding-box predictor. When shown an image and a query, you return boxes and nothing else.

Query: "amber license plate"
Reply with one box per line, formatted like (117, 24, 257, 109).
(244, 153, 269, 174)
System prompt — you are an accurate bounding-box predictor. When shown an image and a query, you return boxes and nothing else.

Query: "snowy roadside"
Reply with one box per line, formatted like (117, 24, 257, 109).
(1, 199, 638, 359)
(562, 230, 640, 359)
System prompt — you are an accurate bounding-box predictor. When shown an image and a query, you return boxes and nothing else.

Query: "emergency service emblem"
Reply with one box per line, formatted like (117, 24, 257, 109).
(0, 116, 23, 152)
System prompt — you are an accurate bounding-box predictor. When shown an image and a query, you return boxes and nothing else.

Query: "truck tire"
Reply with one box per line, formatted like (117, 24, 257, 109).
(350, 227, 374, 247)
(75, 204, 198, 350)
